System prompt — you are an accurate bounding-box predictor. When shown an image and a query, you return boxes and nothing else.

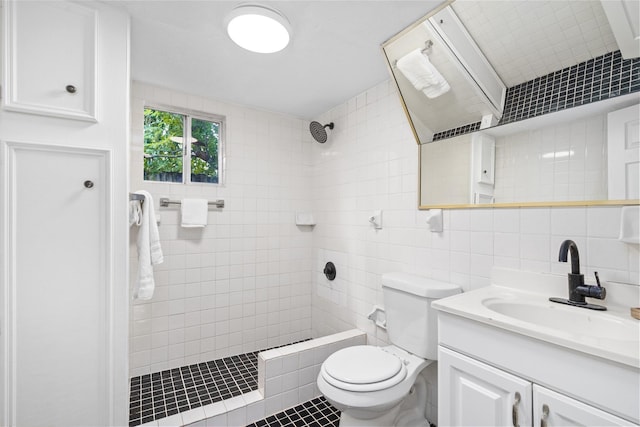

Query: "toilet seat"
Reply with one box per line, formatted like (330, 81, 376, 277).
(321, 346, 407, 392)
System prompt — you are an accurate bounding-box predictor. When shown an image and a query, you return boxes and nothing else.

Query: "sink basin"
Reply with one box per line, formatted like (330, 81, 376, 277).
(431, 268, 640, 368)
(482, 298, 639, 342)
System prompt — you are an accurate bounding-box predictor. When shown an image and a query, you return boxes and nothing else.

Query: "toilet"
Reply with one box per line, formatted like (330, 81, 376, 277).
(317, 272, 461, 427)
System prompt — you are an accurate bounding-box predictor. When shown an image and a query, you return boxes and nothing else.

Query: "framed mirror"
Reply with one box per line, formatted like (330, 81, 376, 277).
(381, 0, 640, 208)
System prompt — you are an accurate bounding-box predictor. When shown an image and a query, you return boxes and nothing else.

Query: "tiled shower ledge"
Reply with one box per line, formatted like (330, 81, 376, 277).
(132, 329, 365, 427)
(130, 351, 261, 426)
(139, 395, 340, 427)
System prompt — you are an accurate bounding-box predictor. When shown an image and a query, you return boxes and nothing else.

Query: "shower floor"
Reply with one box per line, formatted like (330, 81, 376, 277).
(129, 351, 259, 426)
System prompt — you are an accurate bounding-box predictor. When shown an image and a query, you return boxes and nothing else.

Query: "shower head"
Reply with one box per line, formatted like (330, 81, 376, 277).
(309, 121, 334, 143)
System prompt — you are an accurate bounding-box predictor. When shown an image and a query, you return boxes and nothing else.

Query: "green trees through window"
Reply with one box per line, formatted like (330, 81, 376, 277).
(143, 107, 221, 184)
(190, 117, 220, 183)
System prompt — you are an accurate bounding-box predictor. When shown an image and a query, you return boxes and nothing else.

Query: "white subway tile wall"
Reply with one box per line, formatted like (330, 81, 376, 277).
(310, 79, 639, 347)
(129, 82, 314, 376)
(494, 113, 607, 202)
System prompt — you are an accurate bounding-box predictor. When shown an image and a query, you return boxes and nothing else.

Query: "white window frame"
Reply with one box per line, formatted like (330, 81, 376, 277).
(143, 104, 225, 185)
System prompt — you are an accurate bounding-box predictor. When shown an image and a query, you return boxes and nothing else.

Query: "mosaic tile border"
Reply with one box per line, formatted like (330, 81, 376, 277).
(500, 50, 640, 125)
(433, 121, 481, 141)
(434, 50, 640, 141)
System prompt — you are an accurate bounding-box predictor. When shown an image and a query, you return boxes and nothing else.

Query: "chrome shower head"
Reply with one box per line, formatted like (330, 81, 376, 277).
(309, 121, 334, 143)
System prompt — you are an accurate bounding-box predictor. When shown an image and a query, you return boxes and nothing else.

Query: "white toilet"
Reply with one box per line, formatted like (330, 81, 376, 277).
(317, 272, 460, 426)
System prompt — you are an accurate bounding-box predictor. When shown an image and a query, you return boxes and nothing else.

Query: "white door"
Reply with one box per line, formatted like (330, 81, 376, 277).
(533, 385, 633, 426)
(2, 142, 110, 426)
(439, 346, 533, 427)
(607, 103, 640, 200)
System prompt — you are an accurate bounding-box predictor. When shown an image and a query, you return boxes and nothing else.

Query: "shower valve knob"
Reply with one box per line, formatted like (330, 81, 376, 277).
(324, 262, 336, 281)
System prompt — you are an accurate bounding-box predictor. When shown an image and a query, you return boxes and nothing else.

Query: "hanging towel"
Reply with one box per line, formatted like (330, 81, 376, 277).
(396, 48, 450, 99)
(133, 190, 163, 300)
(619, 206, 640, 244)
(129, 199, 142, 226)
(181, 198, 208, 228)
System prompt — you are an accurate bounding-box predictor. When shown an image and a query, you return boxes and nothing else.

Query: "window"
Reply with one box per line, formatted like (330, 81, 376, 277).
(143, 107, 223, 184)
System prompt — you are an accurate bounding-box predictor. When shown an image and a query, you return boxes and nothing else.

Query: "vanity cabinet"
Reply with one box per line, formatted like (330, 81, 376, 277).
(439, 347, 633, 427)
(2, 0, 97, 121)
(433, 269, 640, 426)
(439, 346, 531, 427)
(533, 385, 634, 427)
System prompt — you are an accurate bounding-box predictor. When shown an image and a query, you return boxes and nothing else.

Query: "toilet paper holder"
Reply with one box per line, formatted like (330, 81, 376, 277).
(367, 305, 387, 330)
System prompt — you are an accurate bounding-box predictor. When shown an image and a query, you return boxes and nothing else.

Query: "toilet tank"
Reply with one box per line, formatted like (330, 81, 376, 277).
(382, 272, 460, 360)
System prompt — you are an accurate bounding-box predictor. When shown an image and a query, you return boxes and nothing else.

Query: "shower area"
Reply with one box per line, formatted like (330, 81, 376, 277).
(128, 82, 352, 426)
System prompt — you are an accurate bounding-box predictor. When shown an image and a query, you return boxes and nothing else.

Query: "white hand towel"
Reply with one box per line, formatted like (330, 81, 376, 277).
(129, 200, 142, 226)
(422, 80, 451, 99)
(181, 198, 208, 228)
(397, 48, 450, 98)
(133, 190, 163, 300)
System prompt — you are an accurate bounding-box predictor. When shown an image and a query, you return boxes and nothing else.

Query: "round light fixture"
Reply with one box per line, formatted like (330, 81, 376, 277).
(225, 4, 291, 54)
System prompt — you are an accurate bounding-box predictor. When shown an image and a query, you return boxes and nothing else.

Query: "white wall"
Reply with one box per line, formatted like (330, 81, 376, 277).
(309, 80, 640, 344)
(494, 112, 607, 203)
(421, 133, 472, 205)
(129, 82, 314, 376)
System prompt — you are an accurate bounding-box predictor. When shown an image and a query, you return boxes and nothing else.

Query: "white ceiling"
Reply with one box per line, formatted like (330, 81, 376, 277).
(451, 0, 618, 87)
(115, 1, 620, 121)
(116, 1, 445, 120)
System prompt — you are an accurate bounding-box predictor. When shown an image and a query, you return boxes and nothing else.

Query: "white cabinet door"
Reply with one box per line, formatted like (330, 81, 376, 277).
(2, 1, 97, 121)
(2, 142, 111, 427)
(533, 385, 636, 427)
(601, 0, 640, 59)
(439, 346, 532, 427)
(607, 103, 639, 200)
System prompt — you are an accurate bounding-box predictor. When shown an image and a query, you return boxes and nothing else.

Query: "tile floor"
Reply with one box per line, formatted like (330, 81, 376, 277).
(129, 352, 259, 426)
(246, 396, 340, 427)
(129, 340, 313, 426)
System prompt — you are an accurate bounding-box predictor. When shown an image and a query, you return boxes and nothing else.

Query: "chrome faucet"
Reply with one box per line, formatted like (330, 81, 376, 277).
(550, 239, 607, 311)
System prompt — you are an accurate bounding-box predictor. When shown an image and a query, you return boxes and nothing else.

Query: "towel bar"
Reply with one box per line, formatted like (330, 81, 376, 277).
(159, 197, 225, 208)
(129, 193, 145, 203)
(393, 39, 434, 68)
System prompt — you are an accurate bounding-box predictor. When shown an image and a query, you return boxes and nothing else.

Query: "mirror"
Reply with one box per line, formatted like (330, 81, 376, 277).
(382, 0, 640, 208)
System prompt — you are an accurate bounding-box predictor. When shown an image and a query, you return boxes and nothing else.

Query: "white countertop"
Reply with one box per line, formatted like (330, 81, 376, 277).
(432, 268, 640, 368)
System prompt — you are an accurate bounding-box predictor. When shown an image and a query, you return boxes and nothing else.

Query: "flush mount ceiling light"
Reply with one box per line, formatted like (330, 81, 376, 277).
(225, 4, 291, 54)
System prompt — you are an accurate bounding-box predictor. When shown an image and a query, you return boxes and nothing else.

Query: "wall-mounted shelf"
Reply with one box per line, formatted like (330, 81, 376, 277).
(295, 212, 316, 226)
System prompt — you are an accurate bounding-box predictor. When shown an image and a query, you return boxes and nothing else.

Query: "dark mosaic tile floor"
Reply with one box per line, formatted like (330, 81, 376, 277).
(129, 352, 259, 426)
(129, 340, 311, 426)
(246, 396, 340, 427)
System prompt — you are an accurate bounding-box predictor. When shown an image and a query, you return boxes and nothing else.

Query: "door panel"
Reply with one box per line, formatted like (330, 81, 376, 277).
(533, 385, 634, 427)
(607, 103, 640, 200)
(5, 142, 109, 427)
(439, 346, 532, 427)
